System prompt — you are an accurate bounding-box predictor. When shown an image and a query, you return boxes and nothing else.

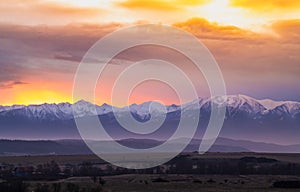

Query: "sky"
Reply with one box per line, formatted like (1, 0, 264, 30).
(0, 0, 299, 106)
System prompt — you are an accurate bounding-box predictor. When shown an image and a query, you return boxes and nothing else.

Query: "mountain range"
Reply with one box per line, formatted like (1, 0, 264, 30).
(0, 95, 299, 145)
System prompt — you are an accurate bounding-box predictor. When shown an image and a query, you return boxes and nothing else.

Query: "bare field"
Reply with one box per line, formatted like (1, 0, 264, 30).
(24, 174, 300, 192)
(100, 174, 300, 192)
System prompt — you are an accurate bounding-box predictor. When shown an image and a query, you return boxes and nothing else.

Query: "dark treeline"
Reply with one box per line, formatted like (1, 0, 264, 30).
(164, 155, 300, 175)
(1, 155, 300, 180)
(0, 154, 300, 191)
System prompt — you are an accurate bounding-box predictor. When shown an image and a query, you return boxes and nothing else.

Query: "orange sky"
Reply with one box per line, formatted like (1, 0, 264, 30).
(0, 0, 299, 106)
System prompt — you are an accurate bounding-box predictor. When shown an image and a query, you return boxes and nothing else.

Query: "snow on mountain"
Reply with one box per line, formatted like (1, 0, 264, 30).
(115, 101, 167, 121)
(97, 103, 115, 115)
(0, 103, 74, 121)
(180, 95, 268, 118)
(181, 95, 270, 116)
(181, 98, 205, 111)
(166, 104, 180, 113)
(0, 95, 299, 121)
(270, 102, 300, 117)
(256, 98, 300, 117)
(282, 102, 300, 116)
(258, 99, 286, 110)
(72, 100, 117, 118)
(226, 95, 266, 115)
(129, 101, 166, 115)
(72, 100, 99, 118)
(0, 105, 25, 112)
(128, 103, 151, 117)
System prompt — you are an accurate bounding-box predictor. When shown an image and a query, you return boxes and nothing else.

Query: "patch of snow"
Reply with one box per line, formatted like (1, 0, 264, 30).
(258, 99, 286, 110)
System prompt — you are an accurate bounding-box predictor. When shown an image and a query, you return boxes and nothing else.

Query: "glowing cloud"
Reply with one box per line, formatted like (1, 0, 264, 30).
(116, 0, 211, 10)
(230, 0, 300, 11)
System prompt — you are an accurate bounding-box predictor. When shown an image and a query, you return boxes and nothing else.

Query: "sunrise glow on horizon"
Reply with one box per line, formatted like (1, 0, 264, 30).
(0, 0, 300, 106)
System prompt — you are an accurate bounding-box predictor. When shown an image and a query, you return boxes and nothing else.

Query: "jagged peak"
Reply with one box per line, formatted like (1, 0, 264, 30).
(101, 103, 112, 107)
(73, 99, 93, 105)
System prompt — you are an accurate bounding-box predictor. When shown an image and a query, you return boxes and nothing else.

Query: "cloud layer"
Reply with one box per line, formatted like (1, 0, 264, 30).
(0, 0, 105, 25)
(230, 0, 300, 11)
(0, 18, 299, 104)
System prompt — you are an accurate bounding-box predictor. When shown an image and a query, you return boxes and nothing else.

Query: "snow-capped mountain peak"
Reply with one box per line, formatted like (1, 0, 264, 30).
(225, 95, 266, 114)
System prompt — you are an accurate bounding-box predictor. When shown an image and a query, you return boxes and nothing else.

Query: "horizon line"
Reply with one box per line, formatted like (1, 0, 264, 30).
(1, 94, 299, 107)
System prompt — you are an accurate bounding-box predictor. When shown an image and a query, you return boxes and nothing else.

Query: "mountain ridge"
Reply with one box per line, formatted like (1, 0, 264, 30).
(0, 95, 299, 120)
(0, 95, 299, 144)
